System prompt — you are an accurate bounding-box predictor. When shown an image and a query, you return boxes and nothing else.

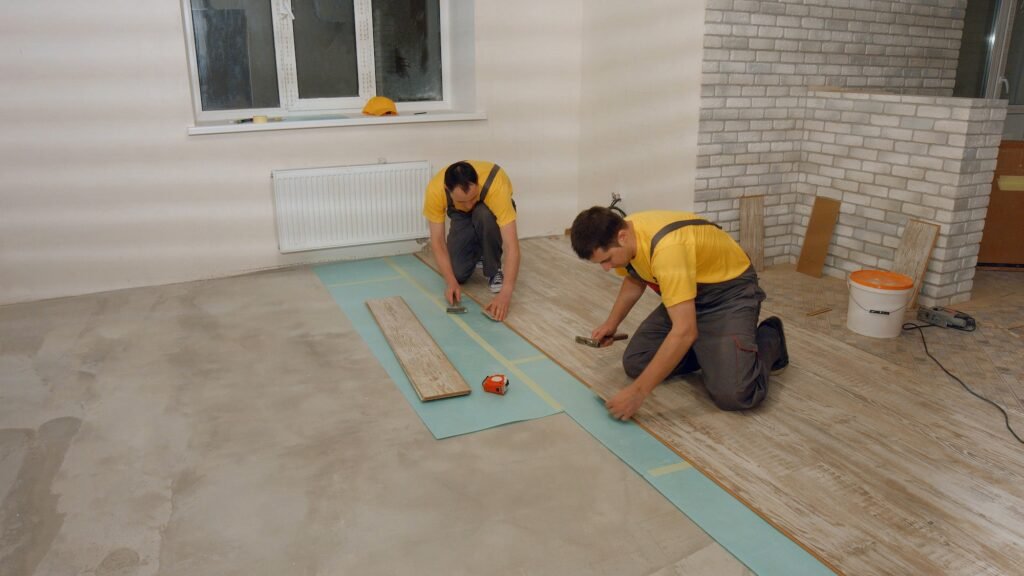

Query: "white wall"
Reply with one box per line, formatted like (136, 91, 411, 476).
(577, 0, 705, 215)
(0, 1, 583, 304)
(1, 1, 709, 305)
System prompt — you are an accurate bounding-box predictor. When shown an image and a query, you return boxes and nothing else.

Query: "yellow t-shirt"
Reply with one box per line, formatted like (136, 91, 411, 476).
(615, 211, 751, 307)
(422, 161, 516, 227)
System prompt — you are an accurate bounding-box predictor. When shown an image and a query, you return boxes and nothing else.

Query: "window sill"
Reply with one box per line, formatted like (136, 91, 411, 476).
(187, 110, 487, 136)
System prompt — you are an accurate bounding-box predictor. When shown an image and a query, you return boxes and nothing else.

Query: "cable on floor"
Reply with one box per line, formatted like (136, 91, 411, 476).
(902, 322, 1024, 445)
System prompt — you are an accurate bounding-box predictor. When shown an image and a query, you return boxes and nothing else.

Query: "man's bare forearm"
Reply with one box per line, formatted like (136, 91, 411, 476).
(633, 300, 699, 395)
(499, 225, 520, 295)
(633, 328, 696, 395)
(605, 278, 645, 327)
(502, 247, 519, 293)
(429, 230, 457, 285)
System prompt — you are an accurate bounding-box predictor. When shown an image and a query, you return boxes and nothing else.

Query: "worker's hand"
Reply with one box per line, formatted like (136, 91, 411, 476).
(484, 292, 511, 322)
(606, 383, 648, 421)
(445, 282, 462, 306)
(591, 321, 619, 345)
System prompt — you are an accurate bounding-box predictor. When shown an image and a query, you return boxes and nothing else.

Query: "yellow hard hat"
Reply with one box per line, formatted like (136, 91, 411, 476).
(362, 96, 398, 116)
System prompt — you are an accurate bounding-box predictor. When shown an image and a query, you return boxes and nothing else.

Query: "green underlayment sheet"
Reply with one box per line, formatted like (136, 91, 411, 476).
(316, 256, 560, 440)
(314, 255, 834, 576)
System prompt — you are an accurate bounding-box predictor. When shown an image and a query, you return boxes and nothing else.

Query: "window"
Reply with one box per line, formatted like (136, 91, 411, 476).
(183, 0, 448, 122)
(953, 0, 999, 98)
(955, 0, 1024, 109)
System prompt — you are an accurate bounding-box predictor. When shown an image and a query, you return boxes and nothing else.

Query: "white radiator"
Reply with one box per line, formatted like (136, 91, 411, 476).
(271, 161, 431, 253)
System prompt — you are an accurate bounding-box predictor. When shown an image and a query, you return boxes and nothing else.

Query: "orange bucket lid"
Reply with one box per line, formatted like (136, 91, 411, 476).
(849, 269, 913, 291)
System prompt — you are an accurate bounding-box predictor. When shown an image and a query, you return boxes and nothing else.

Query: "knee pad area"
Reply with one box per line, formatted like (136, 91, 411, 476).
(622, 355, 646, 379)
(709, 385, 765, 411)
(453, 269, 474, 284)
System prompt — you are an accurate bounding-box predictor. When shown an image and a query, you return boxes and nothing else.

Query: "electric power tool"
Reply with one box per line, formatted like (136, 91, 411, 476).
(916, 306, 976, 331)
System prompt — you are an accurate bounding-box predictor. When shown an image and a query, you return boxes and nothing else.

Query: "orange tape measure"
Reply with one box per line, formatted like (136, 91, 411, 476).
(482, 374, 509, 395)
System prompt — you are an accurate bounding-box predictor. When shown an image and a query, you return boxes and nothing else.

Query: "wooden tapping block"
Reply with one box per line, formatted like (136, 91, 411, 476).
(740, 195, 765, 271)
(366, 296, 471, 401)
(892, 219, 939, 311)
(796, 196, 841, 278)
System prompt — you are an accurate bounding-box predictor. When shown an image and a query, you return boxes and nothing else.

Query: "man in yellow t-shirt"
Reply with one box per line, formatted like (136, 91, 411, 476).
(569, 206, 788, 420)
(423, 160, 520, 321)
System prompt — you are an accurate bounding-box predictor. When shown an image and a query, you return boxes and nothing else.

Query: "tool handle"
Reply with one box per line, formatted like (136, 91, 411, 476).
(575, 333, 629, 347)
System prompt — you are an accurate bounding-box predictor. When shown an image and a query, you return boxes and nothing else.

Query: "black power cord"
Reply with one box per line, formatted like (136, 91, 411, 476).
(608, 193, 627, 217)
(902, 321, 1024, 445)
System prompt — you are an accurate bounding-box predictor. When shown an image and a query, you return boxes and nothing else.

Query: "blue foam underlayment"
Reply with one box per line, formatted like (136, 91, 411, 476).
(314, 255, 834, 576)
(316, 257, 559, 440)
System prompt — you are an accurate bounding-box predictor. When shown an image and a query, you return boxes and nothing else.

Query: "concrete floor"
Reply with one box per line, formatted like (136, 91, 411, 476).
(0, 267, 750, 576)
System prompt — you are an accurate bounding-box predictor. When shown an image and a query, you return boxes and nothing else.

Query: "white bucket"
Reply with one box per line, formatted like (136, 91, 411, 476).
(846, 270, 914, 338)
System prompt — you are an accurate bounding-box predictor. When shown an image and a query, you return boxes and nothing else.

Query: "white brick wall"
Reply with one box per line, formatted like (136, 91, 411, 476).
(800, 90, 1004, 305)
(695, 0, 1007, 305)
(698, 0, 966, 245)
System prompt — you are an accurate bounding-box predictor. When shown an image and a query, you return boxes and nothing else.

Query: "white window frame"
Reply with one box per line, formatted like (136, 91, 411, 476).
(986, 0, 1016, 101)
(181, 0, 452, 124)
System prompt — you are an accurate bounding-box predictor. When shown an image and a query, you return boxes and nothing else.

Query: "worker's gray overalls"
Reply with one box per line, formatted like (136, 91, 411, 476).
(622, 219, 771, 411)
(445, 164, 508, 282)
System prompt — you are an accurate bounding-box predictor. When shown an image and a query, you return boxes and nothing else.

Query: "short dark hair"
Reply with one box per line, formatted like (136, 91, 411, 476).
(444, 161, 478, 192)
(570, 206, 626, 259)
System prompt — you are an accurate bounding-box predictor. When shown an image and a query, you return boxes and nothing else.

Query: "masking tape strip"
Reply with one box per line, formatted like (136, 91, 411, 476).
(648, 461, 694, 477)
(510, 354, 549, 365)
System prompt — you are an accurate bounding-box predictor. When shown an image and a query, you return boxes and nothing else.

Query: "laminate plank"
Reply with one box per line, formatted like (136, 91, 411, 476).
(418, 237, 1024, 576)
(892, 219, 939, 310)
(366, 296, 471, 401)
(796, 197, 841, 278)
(739, 195, 764, 272)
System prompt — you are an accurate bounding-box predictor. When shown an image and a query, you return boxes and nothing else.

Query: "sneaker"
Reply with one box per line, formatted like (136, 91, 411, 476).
(760, 316, 789, 374)
(488, 270, 504, 293)
(476, 257, 484, 270)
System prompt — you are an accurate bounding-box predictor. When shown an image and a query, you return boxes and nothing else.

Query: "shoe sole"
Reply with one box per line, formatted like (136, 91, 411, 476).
(760, 316, 789, 375)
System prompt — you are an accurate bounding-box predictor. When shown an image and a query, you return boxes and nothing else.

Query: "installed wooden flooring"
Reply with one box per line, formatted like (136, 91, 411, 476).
(419, 237, 1024, 576)
(758, 264, 1024, 423)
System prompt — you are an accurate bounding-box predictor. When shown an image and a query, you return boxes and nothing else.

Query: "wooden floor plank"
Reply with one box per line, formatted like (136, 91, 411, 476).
(892, 219, 939, 310)
(796, 196, 841, 278)
(739, 195, 765, 272)
(418, 237, 1024, 576)
(366, 296, 471, 401)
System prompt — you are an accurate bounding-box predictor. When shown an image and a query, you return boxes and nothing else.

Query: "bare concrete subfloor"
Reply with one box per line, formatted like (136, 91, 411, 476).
(0, 267, 750, 576)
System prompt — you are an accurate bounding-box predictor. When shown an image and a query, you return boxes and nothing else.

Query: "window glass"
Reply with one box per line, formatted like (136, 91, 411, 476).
(1006, 5, 1024, 104)
(191, 0, 279, 110)
(292, 0, 359, 99)
(953, 0, 999, 98)
(372, 0, 442, 102)
(187, 0, 449, 116)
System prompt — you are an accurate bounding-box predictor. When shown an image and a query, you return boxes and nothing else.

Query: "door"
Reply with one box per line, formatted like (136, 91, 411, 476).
(979, 141, 1024, 267)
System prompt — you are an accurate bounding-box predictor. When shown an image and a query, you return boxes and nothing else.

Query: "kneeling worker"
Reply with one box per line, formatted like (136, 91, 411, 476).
(570, 207, 788, 420)
(424, 160, 520, 321)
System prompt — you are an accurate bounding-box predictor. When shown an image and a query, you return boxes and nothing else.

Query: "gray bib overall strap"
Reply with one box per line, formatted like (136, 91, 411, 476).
(625, 219, 722, 291)
(445, 164, 501, 218)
